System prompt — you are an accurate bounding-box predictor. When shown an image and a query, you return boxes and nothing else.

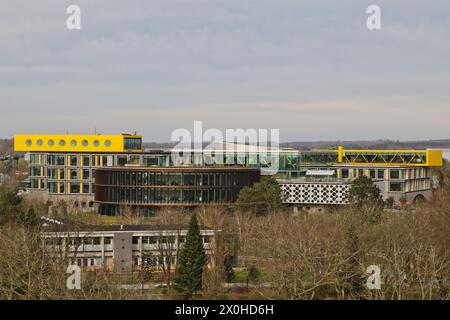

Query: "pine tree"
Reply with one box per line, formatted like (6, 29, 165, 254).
(236, 176, 286, 214)
(173, 213, 207, 299)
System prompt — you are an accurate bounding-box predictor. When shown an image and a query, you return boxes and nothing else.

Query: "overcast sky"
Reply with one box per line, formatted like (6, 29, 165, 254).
(0, 0, 449, 142)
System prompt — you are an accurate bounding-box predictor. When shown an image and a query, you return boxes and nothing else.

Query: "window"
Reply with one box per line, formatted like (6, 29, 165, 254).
(70, 156, 78, 166)
(390, 170, 401, 179)
(49, 182, 57, 193)
(30, 179, 39, 188)
(341, 169, 349, 179)
(378, 169, 385, 179)
(48, 168, 57, 179)
(82, 170, 90, 180)
(105, 140, 111, 147)
(70, 183, 80, 193)
(82, 156, 90, 166)
(25, 139, 32, 146)
(132, 237, 139, 244)
(369, 169, 376, 179)
(70, 140, 77, 147)
(30, 154, 39, 164)
(93, 140, 100, 147)
(389, 182, 403, 192)
(31, 167, 42, 176)
(118, 156, 127, 166)
(37, 139, 43, 146)
(59, 139, 66, 147)
(144, 157, 159, 166)
(124, 138, 142, 150)
(82, 140, 88, 147)
(70, 169, 78, 179)
(82, 183, 90, 194)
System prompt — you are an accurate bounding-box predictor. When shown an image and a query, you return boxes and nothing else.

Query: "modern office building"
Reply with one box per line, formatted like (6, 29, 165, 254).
(95, 167, 260, 215)
(14, 133, 444, 213)
(41, 217, 214, 272)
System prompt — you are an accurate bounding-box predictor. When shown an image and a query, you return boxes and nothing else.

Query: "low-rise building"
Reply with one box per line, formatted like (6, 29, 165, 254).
(41, 218, 214, 273)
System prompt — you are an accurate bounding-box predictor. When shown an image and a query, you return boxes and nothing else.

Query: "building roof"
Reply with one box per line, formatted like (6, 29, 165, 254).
(39, 216, 212, 233)
(14, 133, 142, 153)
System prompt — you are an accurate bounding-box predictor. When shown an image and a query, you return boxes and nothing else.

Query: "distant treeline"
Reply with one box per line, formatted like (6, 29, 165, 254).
(280, 139, 450, 150)
(144, 139, 450, 151)
(1, 138, 449, 157)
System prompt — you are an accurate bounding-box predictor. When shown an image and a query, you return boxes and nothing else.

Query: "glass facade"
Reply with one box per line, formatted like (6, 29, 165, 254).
(95, 168, 260, 213)
(124, 138, 142, 150)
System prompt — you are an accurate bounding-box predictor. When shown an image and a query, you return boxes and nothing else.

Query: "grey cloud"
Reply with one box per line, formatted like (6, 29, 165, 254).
(0, 0, 449, 141)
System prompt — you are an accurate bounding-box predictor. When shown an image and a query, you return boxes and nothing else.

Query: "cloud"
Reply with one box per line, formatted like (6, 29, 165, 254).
(0, 0, 449, 141)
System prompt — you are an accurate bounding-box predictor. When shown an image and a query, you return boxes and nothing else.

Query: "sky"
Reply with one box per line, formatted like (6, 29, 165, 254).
(0, 0, 449, 142)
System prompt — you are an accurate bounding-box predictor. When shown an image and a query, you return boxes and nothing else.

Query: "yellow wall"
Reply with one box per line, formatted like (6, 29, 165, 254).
(14, 134, 142, 153)
(426, 149, 443, 166)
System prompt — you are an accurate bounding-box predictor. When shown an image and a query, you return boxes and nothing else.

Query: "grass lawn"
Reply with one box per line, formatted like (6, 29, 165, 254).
(232, 267, 272, 283)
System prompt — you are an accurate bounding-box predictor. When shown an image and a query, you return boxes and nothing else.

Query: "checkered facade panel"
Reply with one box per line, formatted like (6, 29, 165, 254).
(280, 183, 350, 204)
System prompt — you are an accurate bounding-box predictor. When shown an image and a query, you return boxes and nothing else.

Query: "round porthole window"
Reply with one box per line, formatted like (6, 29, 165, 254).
(82, 140, 88, 147)
(48, 139, 54, 146)
(70, 139, 77, 147)
(25, 139, 32, 146)
(93, 140, 100, 147)
(105, 140, 111, 147)
(37, 139, 43, 146)
(59, 139, 66, 147)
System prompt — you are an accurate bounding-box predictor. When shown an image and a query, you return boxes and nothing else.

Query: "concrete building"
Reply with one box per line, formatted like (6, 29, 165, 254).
(41, 217, 214, 273)
(14, 133, 444, 213)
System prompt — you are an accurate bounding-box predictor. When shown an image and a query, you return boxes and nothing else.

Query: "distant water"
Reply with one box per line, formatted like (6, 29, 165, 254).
(442, 149, 450, 161)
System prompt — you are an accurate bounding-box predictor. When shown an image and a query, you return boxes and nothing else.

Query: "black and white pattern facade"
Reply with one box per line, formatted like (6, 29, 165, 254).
(280, 182, 351, 205)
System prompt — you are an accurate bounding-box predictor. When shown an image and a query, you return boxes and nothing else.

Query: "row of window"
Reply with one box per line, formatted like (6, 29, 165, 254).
(44, 237, 113, 246)
(44, 235, 210, 247)
(30, 179, 91, 194)
(97, 186, 242, 204)
(133, 235, 210, 245)
(30, 167, 92, 180)
(97, 171, 258, 187)
(31, 154, 110, 166)
(26, 138, 112, 148)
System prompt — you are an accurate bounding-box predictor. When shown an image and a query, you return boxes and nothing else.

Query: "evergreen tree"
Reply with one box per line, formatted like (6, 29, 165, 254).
(348, 176, 384, 223)
(236, 176, 286, 215)
(173, 213, 207, 299)
(348, 176, 383, 207)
